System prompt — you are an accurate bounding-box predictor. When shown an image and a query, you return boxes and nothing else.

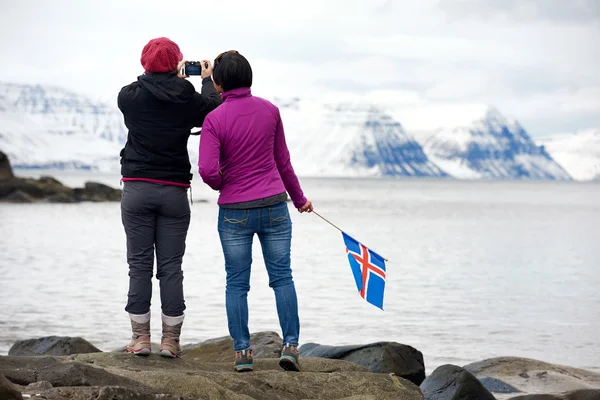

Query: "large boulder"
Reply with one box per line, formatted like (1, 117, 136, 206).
(299, 341, 426, 385)
(420, 364, 496, 400)
(183, 331, 283, 361)
(0, 151, 14, 181)
(508, 389, 600, 400)
(464, 357, 600, 396)
(0, 374, 22, 400)
(0, 352, 424, 400)
(9, 336, 102, 356)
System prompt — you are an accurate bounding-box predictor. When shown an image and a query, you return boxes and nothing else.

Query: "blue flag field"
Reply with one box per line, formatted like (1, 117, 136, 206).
(342, 232, 387, 310)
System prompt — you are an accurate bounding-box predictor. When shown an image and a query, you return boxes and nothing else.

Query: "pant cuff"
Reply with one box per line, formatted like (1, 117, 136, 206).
(162, 312, 185, 326)
(129, 311, 150, 324)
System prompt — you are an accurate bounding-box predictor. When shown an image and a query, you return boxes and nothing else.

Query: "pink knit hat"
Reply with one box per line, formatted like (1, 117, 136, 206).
(140, 37, 183, 73)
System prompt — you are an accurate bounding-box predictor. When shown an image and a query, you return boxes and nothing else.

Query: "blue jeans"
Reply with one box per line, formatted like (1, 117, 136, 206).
(218, 201, 300, 351)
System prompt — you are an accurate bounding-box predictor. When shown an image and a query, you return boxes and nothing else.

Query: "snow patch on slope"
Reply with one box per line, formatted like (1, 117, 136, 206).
(539, 129, 600, 181)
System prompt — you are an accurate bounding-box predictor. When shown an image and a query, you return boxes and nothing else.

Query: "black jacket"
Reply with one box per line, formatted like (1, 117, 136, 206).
(117, 73, 222, 184)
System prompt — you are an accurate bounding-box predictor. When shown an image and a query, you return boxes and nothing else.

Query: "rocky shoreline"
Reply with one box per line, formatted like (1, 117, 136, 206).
(0, 151, 121, 203)
(1, 334, 599, 400)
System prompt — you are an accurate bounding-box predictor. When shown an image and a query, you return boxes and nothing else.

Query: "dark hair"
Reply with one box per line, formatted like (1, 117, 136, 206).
(213, 51, 253, 92)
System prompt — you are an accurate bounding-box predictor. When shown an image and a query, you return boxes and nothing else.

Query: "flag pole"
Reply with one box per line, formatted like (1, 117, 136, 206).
(312, 210, 344, 233)
(312, 210, 389, 262)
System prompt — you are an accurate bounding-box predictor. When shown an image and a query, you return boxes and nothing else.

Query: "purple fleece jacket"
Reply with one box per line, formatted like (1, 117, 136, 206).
(198, 87, 307, 208)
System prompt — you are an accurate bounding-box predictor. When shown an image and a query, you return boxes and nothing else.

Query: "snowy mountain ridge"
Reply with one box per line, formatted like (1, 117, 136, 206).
(0, 82, 596, 181)
(421, 106, 572, 180)
(0, 82, 127, 145)
(272, 99, 447, 177)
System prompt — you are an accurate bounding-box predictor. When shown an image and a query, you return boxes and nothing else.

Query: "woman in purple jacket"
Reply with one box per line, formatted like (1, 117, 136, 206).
(198, 50, 313, 373)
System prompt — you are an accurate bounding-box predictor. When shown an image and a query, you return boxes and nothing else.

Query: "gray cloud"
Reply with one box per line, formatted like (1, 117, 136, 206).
(0, 0, 597, 136)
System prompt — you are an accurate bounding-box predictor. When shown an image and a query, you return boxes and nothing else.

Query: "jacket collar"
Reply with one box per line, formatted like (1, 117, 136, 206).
(221, 87, 252, 101)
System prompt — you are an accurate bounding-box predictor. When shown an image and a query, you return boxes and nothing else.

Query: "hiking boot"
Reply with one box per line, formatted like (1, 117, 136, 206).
(234, 349, 254, 372)
(127, 313, 151, 356)
(279, 343, 301, 371)
(159, 313, 184, 358)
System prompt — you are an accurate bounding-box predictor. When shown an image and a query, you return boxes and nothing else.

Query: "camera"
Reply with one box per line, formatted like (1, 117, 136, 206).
(182, 61, 208, 76)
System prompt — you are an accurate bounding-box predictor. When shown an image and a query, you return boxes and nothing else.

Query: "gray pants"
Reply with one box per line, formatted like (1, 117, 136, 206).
(121, 180, 190, 317)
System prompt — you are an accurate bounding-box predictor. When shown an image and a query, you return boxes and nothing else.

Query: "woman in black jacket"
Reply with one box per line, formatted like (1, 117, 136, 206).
(117, 37, 221, 358)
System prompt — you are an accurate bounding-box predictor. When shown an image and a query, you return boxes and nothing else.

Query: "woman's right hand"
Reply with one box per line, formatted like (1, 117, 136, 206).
(201, 60, 213, 79)
(298, 199, 313, 213)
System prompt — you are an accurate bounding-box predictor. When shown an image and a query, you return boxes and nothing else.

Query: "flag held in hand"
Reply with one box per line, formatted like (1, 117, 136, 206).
(342, 232, 387, 310)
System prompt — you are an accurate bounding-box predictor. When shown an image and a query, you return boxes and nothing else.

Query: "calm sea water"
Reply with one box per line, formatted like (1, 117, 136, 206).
(1, 173, 599, 373)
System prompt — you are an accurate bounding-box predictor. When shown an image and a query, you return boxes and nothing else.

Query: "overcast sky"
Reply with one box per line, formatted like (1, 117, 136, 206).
(0, 0, 598, 136)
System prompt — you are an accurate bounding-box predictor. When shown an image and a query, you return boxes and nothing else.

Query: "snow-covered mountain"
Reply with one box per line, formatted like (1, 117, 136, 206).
(270, 98, 447, 177)
(1, 82, 595, 182)
(538, 129, 600, 181)
(0, 82, 126, 144)
(420, 107, 572, 180)
(0, 82, 125, 170)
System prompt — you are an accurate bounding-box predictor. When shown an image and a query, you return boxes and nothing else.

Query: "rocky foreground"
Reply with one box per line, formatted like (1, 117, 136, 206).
(0, 150, 121, 203)
(1, 333, 599, 400)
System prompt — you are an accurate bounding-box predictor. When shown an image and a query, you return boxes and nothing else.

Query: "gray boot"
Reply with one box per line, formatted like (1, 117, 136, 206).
(127, 312, 151, 356)
(160, 313, 184, 358)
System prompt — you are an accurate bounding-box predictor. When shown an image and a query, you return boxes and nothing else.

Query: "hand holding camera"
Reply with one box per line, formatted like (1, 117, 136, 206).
(177, 59, 213, 79)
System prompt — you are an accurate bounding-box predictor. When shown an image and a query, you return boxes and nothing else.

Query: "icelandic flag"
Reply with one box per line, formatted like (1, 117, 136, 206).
(342, 232, 387, 310)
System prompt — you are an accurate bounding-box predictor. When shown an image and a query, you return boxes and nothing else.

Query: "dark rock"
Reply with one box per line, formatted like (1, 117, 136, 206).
(479, 376, 520, 393)
(26, 380, 53, 390)
(509, 389, 600, 400)
(420, 364, 496, 400)
(46, 192, 78, 203)
(2, 190, 35, 203)
(0, 153, 121, 203)
(0, 356, 148, 390)
(38, 176, 64, 186)
(0, 151, 14, 181)
(0, 177, 73, 201)
(299, 341, 426, 385)
(183, 331, 283, 361)
(0, 373, 23, 400)
(81, 182, 121, 202)
(9, 336, 102, 356)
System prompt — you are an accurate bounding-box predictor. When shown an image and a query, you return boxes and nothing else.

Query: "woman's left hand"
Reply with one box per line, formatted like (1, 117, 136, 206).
(176, 60, 188, 79)
(298, 199, 313, 213)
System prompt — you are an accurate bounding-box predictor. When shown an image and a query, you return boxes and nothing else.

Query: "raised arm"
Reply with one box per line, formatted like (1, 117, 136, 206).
(273, 109, 308, 210)
(189, 60, 222, 131)
(198, 115, 222, 190)
(189, 77, 222, 131)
